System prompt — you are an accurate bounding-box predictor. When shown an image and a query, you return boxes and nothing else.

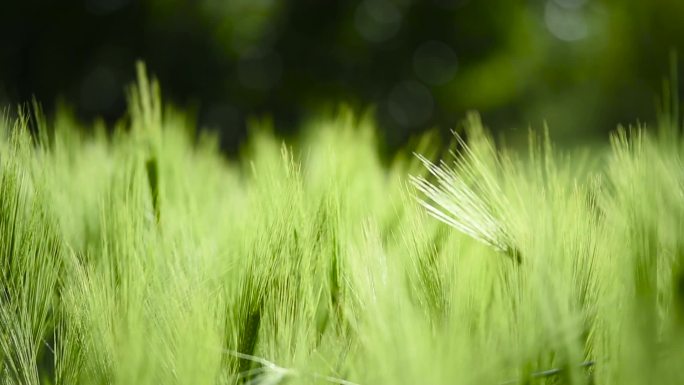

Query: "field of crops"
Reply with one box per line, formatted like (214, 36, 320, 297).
(1, 66, 684, 385)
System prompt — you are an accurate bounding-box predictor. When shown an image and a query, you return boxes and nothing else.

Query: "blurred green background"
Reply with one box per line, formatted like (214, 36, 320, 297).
(1, 0, 683, 152)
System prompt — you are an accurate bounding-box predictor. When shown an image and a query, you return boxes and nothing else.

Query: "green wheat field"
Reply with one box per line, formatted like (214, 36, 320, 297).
(2, 65, 684, 385)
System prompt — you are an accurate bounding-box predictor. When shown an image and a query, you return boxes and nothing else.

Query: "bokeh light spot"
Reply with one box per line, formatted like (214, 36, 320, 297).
(553, 0, 588, 10)
(387, 80, 434, 128)
(545, 1, 589, 42)
(237, 48, 282, 90)
(80, 66, 118, 114)
(354, 0, 402, 43)
(413, 41, 458, 86)
(84, 0, 131, 15)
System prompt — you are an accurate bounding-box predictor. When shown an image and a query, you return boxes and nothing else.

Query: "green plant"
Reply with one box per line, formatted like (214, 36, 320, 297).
(1, 64, 683, 384)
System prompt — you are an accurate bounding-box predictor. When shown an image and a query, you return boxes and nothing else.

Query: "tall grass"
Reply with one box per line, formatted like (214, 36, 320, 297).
(1, 63, 683, 384)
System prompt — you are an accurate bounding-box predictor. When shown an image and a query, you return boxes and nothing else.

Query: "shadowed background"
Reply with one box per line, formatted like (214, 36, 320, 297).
(1, 0, 683, 152)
